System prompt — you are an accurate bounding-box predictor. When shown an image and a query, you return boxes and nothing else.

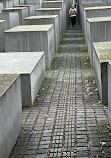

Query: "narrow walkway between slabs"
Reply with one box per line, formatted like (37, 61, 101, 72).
(10, 25, 111, 158)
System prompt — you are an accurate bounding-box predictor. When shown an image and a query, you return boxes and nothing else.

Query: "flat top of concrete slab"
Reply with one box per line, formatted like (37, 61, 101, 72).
(93, 42, 111, 62)
(5, 25, 53, 32)
(0, 74, 19, 97)
(24, 15, 58, 20)
(43, 1, 62, 3)
(36, 8, 61, 11)
(14, 5, 35, 7)
(3, 7, 27, 11)
(84, 6, 111, 10)
(0, 52, 44, 74)
(87, 16, 111, 22)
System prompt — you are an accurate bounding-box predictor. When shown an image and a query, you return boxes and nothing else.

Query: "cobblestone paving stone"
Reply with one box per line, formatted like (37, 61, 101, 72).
(10, 25, 111, 158)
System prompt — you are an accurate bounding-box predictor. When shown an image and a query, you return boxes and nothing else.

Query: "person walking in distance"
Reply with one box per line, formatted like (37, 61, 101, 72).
(69, 4, 77, 27)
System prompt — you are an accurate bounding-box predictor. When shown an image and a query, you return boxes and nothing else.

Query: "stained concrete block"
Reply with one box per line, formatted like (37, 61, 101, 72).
(25, 0, 43, 8)
(84, 6, 111, 45)
(0, 52, 46, 106)
(0, 12, 19, 29)
(5, 25, 55, 69)
(0, 20, 7, 52)
(93, 41, 111, 105)
(14, 4, 36, 16)
(1, 0, 13, 8)
(36, 8, 63, 39)
(23, 15, 60, 51)
(0, 74, 22, 158)
(87, 16, 111, 66)
(12, 0, 19, 6)
(42, 1, 66, 34)
(2, 7, 28, 24)
(19, 0, 25, 5)
(0, 3, 3, 13)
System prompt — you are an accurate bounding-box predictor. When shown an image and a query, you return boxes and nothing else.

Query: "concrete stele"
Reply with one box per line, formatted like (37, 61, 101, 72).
(0, 52, 46, 106)
(93, 41, 111, 104)
(83, 6, 111, 44)
(36, 8, 63, 40)
(5, 25, 55, 69)
(14, 4, 36, 16)
(23, 15, 60, 52)
(2, 7, 28, 24)
(87, 16, 111, 66)
(0, 20, 7, 52)
(0, 74, 22, 158)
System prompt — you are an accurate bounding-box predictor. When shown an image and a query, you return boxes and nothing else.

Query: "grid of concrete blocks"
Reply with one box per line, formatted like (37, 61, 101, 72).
(0, 0, 72, 157)
(78, 0, 111, 127)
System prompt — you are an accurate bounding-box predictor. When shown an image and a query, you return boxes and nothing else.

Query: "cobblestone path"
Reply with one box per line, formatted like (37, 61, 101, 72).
(10, 25, 111, 158)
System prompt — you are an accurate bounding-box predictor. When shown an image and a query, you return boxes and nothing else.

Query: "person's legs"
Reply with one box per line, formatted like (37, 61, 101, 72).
(70, 17, 73, 26)
(73, 16, 76, 26)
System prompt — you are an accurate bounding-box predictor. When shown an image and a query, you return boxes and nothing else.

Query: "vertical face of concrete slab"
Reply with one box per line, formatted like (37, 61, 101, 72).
(23, 15, 60, 51)
(0, 20, 6, 52)
(108, 62, 111, 126)
(5, 25, 55, 69)
(0, 74, 22, 158)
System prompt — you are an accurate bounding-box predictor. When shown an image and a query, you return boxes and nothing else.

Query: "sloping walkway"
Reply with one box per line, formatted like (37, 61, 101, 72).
(10, 25, 111, 158)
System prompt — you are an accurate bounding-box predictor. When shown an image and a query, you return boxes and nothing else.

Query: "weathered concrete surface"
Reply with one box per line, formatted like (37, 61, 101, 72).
(36, 8, 62, 40)
(93, 42, 111, 104)
(84, 6, 111, 44)
(87, 16, 111, 66)
(23, 15, 60, 51)
(0, 11, 19, 29)
(42, 1, 66, 35)
(5, 25, 55, 69)
(14, 4, 36, 16)
(19, 0, 25, 5)
(0, 74, 22, 158)
(0, 20, 7, 52)
(2, 7, 28, 24)
(1, 0, 13, 9)
(0, 52, 46, 106)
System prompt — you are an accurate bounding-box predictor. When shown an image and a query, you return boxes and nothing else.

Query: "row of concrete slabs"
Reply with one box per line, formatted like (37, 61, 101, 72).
(79, 0, 111, 127)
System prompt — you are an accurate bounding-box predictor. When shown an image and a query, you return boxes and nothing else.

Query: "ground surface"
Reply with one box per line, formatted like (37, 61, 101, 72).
(10, 25, 111, 158)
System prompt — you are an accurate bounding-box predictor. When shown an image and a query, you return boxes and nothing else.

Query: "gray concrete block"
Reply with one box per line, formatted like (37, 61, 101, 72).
(12, 0, 19, 6)
(0, 52, 46, 106)
(19, 0, 25, 5)
(25, 0, 43, 8)
(42, 1, 66, 34)
(36, 8, 63, 40)
(84, 6, 111, 45)
(14, 4, 36, 16)
(93, 41, 111, 105)
(0, 12, 19, 29)
(0, 74, 22, 158)
(87, 16, 111, 66)
(23, 15, 60, 52)
(5, 25, 55, 69)
(2, 7, 28, 24)
(1, 0, 13, 8)
(0, 2, 3, 13)
(0, 20, 6, 52)
(108, 61, 111, 126)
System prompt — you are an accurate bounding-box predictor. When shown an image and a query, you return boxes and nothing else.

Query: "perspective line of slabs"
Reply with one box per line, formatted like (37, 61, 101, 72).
(0, 52, 46, 106)
(4, 25, 55, 69)
(23, 15, 60, 52)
